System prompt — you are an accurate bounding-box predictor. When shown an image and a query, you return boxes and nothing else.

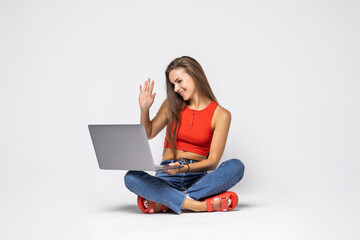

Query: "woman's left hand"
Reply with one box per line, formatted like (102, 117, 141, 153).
(164, 162, 182, 175)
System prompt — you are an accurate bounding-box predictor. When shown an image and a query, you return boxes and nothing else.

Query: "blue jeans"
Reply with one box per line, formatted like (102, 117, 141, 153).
(124, 158, 245, 214)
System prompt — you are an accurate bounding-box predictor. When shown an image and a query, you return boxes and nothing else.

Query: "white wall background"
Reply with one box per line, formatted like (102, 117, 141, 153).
(1, 0, 359, 239)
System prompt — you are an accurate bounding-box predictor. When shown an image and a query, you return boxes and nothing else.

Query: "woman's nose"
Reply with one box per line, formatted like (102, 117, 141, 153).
(174, 84, 179, 92)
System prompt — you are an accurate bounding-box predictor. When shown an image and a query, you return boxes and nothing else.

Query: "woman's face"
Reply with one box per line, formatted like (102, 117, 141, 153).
(169, 67, 197, 101)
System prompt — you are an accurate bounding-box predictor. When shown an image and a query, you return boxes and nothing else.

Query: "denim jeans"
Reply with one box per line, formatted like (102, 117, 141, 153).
(124, 158, 245, 214)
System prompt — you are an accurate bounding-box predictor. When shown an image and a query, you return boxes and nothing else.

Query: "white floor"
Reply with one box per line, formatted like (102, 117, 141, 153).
(1, 168, 359, 240)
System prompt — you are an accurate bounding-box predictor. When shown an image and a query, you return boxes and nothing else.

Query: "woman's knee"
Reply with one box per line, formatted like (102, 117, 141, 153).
(124, 170, 143, 189)
(226, 158, 245, 181)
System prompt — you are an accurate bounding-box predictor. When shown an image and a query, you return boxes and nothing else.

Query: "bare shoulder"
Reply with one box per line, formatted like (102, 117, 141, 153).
(211, 104, 231, 130)
(214, 104, 231, 121)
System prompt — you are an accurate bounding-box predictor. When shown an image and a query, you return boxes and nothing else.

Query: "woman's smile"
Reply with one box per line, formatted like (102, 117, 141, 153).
(179, 90, 186, 97)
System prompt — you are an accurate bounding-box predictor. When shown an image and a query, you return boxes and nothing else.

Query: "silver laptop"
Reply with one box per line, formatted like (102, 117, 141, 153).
(88, 124, 184, 171)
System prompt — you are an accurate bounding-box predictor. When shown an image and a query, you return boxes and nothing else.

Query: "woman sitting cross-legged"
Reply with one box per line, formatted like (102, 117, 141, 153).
(124, 56, 245, 214)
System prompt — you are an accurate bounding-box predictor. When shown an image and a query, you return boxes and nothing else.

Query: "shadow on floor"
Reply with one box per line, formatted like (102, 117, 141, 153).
(103, 204, 139, 213)
(101, 202, 257, 214)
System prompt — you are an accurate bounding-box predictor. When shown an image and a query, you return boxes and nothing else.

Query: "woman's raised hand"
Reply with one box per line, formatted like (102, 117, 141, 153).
(139, 78, 156, 112)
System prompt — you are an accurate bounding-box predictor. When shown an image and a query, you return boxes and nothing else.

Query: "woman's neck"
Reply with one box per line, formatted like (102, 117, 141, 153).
(187, 95, 212, 111)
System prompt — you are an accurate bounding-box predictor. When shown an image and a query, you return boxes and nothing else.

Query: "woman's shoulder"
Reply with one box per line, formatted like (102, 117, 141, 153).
(161, 98, 169, 108)
(214, 103, 231, 120)
(211, 103, 231, 131)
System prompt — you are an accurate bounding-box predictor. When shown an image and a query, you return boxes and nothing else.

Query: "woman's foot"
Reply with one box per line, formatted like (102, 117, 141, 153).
(204, 191, 238, 212)
(137, 196, 169, 214)
(143, 199, 167, 212)
(206, 197, 231, 211)
(181, 196, 231, 212)
(182, 191, 237, 212)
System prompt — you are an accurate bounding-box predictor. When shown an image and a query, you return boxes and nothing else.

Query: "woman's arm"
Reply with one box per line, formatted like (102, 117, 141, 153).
(139, 79, 169, 139)
(145, 99, 169, 139)
(203, 107, 231, 170)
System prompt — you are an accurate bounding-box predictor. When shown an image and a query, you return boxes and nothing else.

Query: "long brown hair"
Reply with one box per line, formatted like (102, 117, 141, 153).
(165, 56, 217, 157)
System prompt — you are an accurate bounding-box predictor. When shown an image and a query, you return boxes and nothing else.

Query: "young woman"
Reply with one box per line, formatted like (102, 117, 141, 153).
(124, 56, 245, 214)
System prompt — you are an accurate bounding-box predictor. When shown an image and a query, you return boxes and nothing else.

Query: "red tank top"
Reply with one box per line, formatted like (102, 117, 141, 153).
(164, 100, 218, 156)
